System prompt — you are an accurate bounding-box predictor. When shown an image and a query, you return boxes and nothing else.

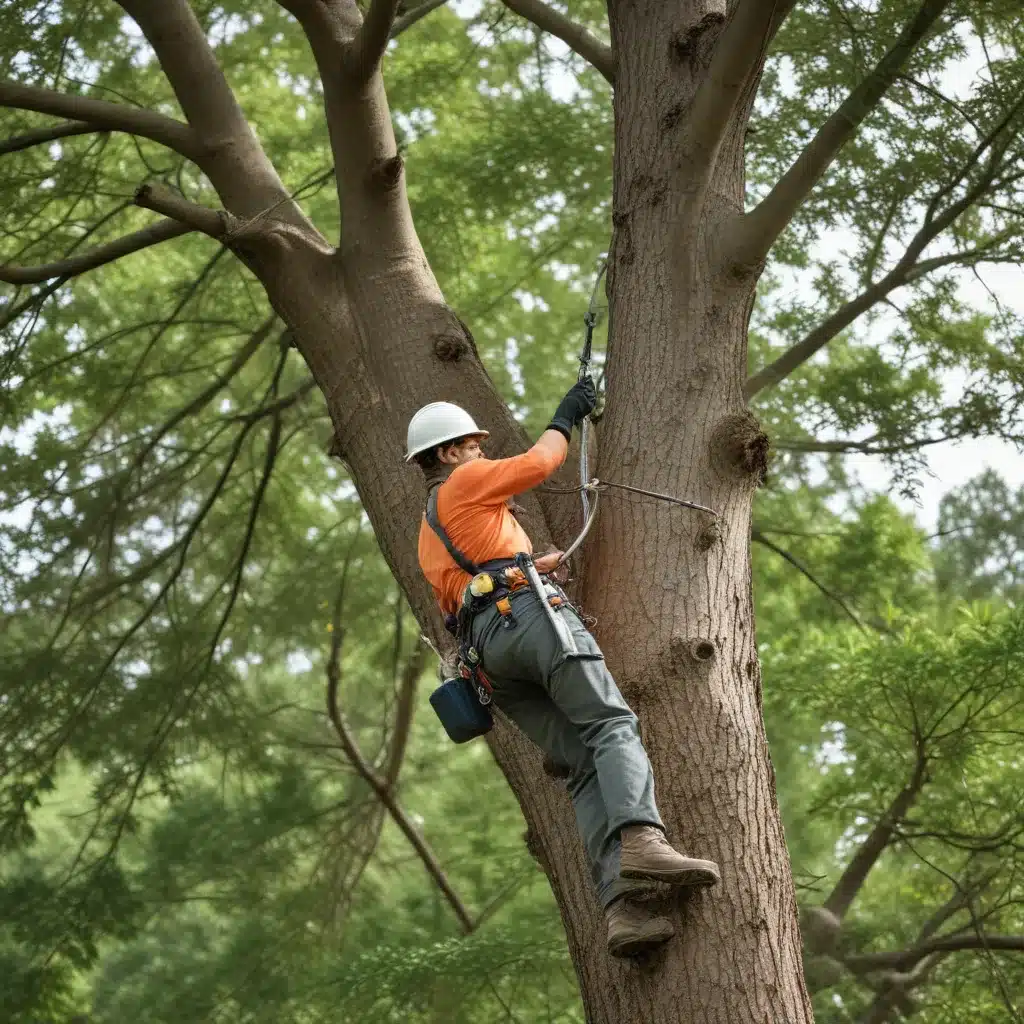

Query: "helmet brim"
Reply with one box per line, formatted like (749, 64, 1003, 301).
(404, 429, 489, 462)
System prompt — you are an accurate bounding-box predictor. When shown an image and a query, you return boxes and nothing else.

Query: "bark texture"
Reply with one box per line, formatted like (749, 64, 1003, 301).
(540, 3, 812, 1020)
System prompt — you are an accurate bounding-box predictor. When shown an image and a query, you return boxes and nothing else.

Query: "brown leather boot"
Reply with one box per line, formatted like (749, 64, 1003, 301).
(606, 898, 675, 958)
(619, 825, 721, 887)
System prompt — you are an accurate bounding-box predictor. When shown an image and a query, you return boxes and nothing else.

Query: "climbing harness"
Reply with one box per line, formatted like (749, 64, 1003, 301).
(424, 488, 590, 742)
(554, 261, 718, 570)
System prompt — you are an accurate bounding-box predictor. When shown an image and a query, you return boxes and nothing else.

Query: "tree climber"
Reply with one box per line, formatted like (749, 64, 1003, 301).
(407, 381, 721, 957)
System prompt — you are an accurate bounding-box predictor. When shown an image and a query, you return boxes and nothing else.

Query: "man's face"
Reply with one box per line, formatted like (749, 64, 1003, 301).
(438, 436, 485, 466)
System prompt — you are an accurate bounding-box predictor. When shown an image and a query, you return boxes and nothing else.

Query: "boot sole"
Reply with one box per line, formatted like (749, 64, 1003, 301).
(608, 927, 674, 958)
(620, 866, 720, 887)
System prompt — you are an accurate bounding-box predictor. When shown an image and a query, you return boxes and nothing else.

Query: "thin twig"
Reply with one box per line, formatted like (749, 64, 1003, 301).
(751, 528, 867, 631)
(325, 592, 475, 934)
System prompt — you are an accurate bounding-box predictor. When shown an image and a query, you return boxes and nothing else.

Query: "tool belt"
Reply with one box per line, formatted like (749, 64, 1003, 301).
(450, 560, 567, 698)
(424, 490, 592, 745)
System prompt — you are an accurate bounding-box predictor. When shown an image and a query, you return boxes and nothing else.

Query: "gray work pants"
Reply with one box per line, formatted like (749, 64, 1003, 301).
(469, 588, 664, 908)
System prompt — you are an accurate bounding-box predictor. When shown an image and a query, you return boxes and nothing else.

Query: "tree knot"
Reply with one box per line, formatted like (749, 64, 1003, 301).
(670, 634, 718, 670)
(671, 9, 727, 65)
(368, 154, 404, 192)
(432, 332, 469, 362)
(694, 519, 721, 552)
(711, 411, 769, 485)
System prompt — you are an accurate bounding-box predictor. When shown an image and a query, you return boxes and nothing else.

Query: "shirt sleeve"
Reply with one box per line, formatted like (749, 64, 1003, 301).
(451, 442, 565, 505)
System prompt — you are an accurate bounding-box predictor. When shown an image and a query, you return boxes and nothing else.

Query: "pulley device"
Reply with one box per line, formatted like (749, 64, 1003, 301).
(555, 260, 717, 570)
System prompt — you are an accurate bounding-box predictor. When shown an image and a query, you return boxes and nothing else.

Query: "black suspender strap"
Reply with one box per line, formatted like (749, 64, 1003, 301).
(425, 488, 480, 577)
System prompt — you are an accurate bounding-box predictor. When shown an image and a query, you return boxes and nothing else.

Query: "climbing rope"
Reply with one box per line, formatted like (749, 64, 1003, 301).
(553, 260, 718, 570)
(577, 260, 607, 527)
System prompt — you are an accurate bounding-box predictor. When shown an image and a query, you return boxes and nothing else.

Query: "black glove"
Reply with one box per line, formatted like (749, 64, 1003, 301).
(547, 376, 597, 440)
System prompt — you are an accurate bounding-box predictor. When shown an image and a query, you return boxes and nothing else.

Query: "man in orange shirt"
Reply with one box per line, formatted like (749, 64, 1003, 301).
(407, 381, 720, 957)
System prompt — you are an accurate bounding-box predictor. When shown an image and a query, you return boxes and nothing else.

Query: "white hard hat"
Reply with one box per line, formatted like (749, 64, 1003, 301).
(405, 402, 489, 462)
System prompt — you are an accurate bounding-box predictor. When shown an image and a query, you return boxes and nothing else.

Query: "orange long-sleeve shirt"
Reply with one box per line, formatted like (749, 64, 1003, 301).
(418, 441, 566, 616)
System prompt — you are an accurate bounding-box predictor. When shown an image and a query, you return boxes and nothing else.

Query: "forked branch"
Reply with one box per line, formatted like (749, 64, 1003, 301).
(115, 0, 313, 228)
(735, 0, 955, 267)
(353, 0, 402, 80)
(499, 0, 615, 85)
(685, 0, 785, 183)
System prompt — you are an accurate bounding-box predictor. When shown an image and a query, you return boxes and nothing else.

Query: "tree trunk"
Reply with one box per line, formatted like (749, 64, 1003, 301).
(178, 3, 814, 1021)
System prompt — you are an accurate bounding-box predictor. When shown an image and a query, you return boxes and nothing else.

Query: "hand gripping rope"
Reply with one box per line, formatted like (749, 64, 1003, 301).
(554, 260, 718, 569)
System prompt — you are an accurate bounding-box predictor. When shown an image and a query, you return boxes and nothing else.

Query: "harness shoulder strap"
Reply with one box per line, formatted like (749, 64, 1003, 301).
(425, 487, 480, 577)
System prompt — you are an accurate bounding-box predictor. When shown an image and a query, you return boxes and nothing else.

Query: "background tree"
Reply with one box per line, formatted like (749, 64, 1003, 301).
(3, 2, 1024, 1022)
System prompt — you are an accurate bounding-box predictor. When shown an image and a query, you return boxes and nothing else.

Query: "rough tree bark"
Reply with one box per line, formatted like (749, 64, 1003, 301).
(0, 0, 960, 1020)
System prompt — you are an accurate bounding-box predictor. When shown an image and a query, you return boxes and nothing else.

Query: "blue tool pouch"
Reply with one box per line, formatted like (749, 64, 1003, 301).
(429, 677, 493, 744)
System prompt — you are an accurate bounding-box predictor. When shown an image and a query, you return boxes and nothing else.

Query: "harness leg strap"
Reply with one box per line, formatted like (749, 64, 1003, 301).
(515, 552, 580, 659)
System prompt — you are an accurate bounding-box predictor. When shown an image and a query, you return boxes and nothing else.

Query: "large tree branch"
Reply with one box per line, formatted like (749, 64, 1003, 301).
(353, 0, 401, 81)
(735, 0, 955, 266)
(275, 0, 421, 251)
(114, 0, 314, 230)
(499, 0, 615, 85)
(0, 120, 97, 157)
(0, 219, 191, 285)
(0, 80, 200, 160)
(847, 934, 1024, 973)
(766, 0, 800, 47)
(823, 751, 929, 921)
(390, 0, 450, 39)
(744, 233, 1019, 400)
(684, 0, 784, 183)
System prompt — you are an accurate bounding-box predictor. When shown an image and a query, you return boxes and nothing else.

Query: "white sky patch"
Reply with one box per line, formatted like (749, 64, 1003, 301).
(286, 651, 313, 675)
(837, 259, 1024, 532)
(0, 405, 73, 457)
(504, 337, 525, 397)
(210, 12, 262, 47)
(452, 0, 485, 20)
(394, 107, 438, 144)
(814, 722, 853, 773)
(513, 290, 550, 313)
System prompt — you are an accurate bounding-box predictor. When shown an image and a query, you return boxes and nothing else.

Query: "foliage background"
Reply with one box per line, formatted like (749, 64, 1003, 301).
(1, 1, 1023, 1021)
